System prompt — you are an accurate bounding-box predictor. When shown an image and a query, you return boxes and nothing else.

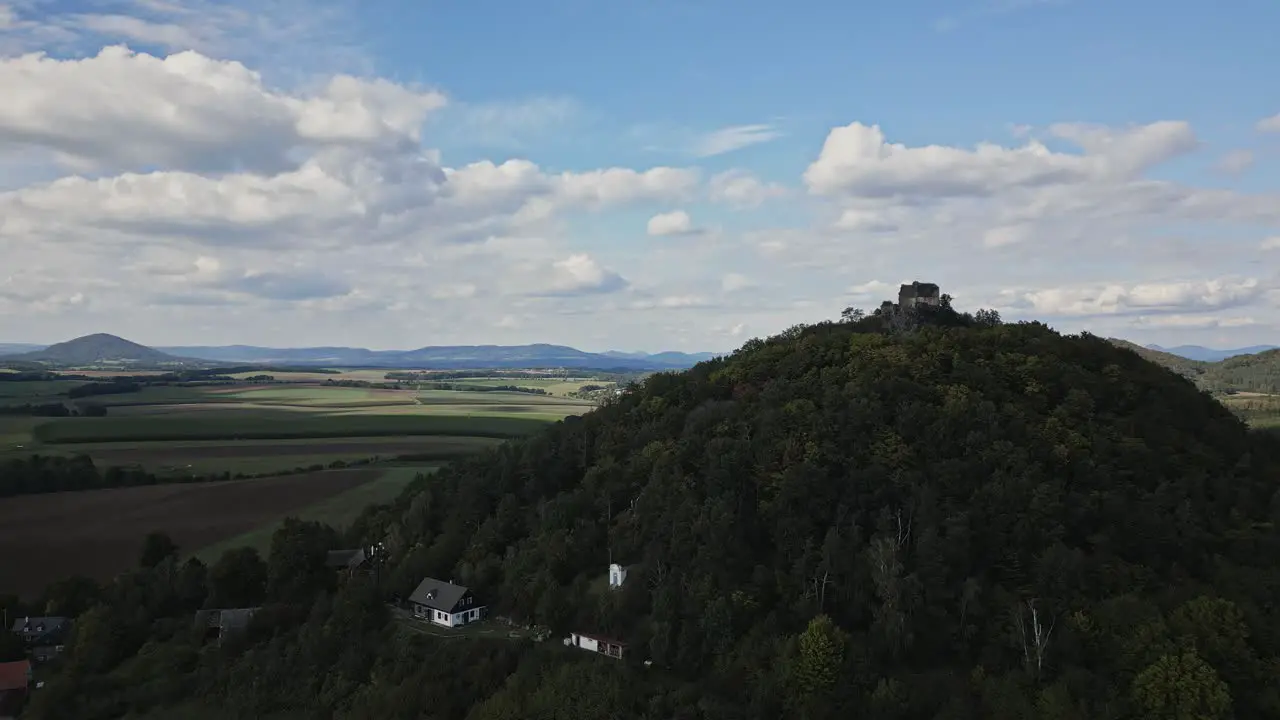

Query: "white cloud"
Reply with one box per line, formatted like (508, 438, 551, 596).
(1, 9, 1277, 352)
(1257, 113, 1280, 133)
(721, 273, 755, 293)
(629, 295, 713, 310)
(1261, 237, 1280, 251)
(647, 210, 699, 237)
(805, 120, 1196, 198)
(692, 124, 782, 157)
(0, 46, 445, 174)
(847, 280, 892, 297)
(534, 254, 628, 296)
(708, 169, 788, 207)
(1128, 314, 1257, 330)
(1001, 277, 1265, 317)
(1214, 149, 1254, 175)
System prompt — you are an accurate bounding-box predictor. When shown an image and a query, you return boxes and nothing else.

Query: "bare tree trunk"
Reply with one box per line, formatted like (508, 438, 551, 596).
(1015, 598, 1055, 680)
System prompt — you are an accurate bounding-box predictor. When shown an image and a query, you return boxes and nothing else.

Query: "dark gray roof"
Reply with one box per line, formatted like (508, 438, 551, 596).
(899, 281, 940, 297)
(10, 617, 69, 636)
(408, 577, 470, 612)
(195, 607, 259, 632)
(326, 548, 367, 569)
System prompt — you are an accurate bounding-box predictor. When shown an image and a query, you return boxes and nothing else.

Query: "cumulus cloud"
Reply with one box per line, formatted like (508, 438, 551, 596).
(0, 45, 445, 174)
(708, 169, 788, 207)
(804, 120, 1197, 198)
(1257, 113, 1280, 133)
(1, 12, 1276, 350)
(1262, 237, 1280, 251)
(1128, 314, 1257, 330)
(533, 254, 628, 296)
(847, 280, 893, 297)
(692, 124, 782, 157)
(1001, 277, 1265, 317)
(647, 210, 700, 237)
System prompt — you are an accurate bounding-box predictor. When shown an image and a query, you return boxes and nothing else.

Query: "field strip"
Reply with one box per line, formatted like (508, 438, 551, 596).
(0, 469, 381, 598)
(192, 467, 433, 562)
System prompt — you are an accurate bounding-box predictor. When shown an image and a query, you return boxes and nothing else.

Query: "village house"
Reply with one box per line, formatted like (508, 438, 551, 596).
(408, 578, 486, 628)
(564, 631, 627, 660)
(0, 659, 31, 719)
(193, 607, 260, 646)
(897, 281, 941, 308)
(9, 617, 70, 663)
(326, 547, 370, 577)
(608, 562, 628, 589)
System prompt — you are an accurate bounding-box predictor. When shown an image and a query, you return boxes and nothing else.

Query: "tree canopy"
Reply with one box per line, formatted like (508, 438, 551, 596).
(17, 305, 1280, 719)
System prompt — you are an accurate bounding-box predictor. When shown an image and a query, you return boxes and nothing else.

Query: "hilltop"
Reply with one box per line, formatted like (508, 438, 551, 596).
(24, 303, 1280, 719)
(2, 333, 187, 366)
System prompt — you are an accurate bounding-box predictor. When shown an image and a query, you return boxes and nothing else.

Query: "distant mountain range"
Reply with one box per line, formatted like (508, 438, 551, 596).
(1146, 344, 1279, 362)
(0, 335, 722, 371)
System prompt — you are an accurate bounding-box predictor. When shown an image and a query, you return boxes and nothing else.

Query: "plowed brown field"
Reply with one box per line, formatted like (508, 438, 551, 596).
(0, 468, 380, 597)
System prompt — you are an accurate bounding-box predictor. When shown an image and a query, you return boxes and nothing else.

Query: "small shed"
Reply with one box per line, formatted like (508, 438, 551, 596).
(194, 607, 259, 645)
(565, 631, 627, 660)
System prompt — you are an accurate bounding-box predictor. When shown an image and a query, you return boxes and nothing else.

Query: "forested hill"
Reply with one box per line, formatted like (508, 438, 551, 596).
(24, 306, 1280, 719)
(1108, 337, 1280, 394)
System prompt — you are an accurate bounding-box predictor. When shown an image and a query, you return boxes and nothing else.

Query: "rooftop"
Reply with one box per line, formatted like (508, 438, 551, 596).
(408, 577, 470, 612)
(0, 660, 31, 692)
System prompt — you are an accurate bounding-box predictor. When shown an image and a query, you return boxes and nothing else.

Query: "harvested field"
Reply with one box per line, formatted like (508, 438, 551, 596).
(0, 469, 381, 598)
(30, 414, 546, 444)
(194, 467, 433, 561)
(82, 437, 499, 463)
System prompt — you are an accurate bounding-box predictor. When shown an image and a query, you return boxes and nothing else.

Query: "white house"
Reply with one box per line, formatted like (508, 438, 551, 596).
(408, 577, 486, 628)
(608, 563, 628, 589)
(564, 631, 627, 659)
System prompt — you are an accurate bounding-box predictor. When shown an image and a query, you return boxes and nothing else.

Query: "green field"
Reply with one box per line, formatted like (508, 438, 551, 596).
(193, 466, 433, 562)
(28, 413, 549, 444)
(0, 377, 598, 475)
(1222, 392, 1280, 428)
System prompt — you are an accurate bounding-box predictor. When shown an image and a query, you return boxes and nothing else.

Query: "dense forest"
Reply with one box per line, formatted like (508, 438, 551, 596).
(1109, 339, 1280, 394)
(12, 301, 1280, 719)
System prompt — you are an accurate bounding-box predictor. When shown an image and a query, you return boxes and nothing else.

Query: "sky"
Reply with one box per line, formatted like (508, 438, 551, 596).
(0, 0, 1278, 353)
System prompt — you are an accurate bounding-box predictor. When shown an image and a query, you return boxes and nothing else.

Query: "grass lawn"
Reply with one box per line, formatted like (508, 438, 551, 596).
(193, 466, 434, 562)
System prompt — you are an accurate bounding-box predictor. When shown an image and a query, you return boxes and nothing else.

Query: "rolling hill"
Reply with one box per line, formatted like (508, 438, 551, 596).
(1149, 343, 1279, 362)
(157, 343, 720, 370)
(1109, 338, 1280, 395)
(22, 305, 1280, 719)
(1, 333, 191, 366)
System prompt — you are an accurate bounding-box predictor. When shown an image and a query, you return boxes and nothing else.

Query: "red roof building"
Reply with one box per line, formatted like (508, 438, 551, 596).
(0, 659, 32, 716)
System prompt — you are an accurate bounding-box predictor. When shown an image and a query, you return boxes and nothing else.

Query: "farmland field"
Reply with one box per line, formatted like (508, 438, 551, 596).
(0, 372, 608, 597)
(0, 469, 383, 597)
(194, 467, 432, 562)
(0, 379, 597, 472)
(1221, 392, 1280, 428)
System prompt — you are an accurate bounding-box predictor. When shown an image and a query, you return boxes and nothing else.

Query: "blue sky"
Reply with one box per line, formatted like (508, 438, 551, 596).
(0, 0, 1277, 351)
